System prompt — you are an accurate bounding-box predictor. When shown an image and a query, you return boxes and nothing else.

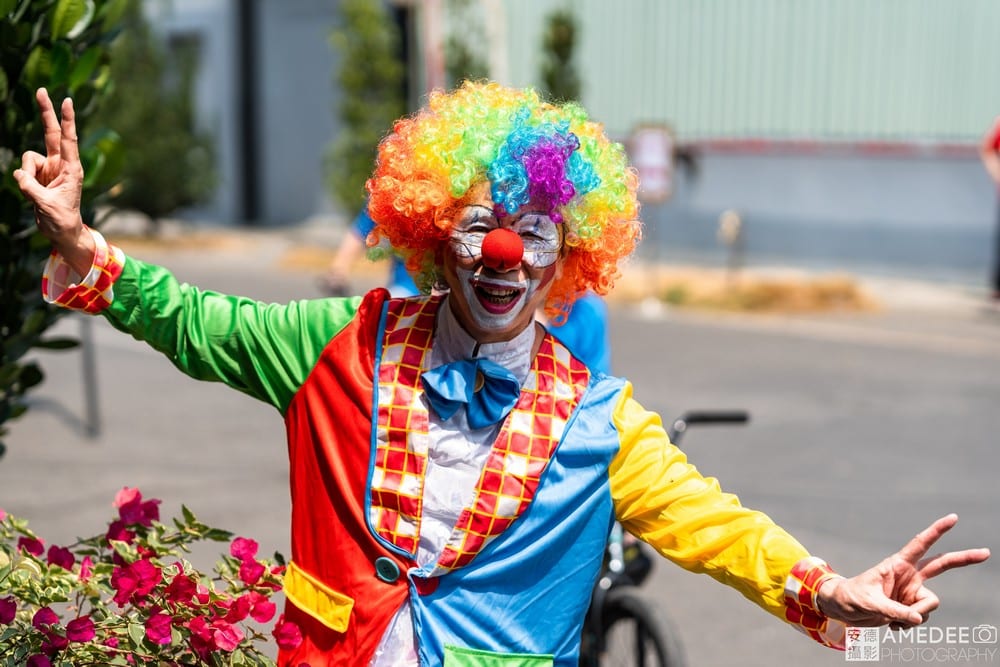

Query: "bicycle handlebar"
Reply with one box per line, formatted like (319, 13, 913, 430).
(668, 410, 750, 444)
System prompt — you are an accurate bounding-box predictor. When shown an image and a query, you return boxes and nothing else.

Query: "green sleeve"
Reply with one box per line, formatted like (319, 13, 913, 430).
(102, 257, 363, 413)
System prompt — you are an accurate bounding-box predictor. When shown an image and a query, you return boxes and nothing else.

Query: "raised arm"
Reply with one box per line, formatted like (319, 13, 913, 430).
(609, 383, 989, 649)
(14, 88, 364, 412)
(13, 88, 94, 274)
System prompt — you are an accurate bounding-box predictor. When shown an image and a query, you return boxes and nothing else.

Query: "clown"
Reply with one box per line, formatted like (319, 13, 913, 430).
(15, 82, 988, 667)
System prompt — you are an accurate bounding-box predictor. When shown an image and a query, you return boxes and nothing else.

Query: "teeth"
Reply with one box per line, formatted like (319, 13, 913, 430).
(477, 285, 519, 301)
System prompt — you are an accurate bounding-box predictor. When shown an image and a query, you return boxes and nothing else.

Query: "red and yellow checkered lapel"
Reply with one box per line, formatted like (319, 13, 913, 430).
(369, 296, 591, 571)
(370, 295, 440, 555)
(433, 334, 591, 572)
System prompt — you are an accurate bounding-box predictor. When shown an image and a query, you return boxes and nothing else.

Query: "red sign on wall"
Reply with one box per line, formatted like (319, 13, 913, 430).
(628, 124, 675, 203)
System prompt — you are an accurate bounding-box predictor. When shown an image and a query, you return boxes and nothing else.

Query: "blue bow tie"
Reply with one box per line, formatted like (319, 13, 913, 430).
(420, 357, 521, 430)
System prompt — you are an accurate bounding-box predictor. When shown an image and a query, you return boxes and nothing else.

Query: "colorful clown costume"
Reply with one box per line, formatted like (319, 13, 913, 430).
(43, 230, 847, 666)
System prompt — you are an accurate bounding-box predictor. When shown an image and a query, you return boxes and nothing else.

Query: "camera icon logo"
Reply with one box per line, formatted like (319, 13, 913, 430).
(972, 624, 997, 644)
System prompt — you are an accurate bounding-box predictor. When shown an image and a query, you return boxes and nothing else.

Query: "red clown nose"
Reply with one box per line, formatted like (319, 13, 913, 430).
(480, 228, 524, 272)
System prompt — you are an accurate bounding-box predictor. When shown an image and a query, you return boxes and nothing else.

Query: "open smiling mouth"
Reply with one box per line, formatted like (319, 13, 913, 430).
(470, 279, 526, 315)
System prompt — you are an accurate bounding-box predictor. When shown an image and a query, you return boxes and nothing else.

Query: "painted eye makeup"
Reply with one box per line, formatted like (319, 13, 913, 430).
(449, 208, 562, 269)
(455, 206, 497, 233)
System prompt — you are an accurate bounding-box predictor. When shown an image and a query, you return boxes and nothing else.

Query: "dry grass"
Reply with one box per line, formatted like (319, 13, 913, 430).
(612, 263, 880, 314)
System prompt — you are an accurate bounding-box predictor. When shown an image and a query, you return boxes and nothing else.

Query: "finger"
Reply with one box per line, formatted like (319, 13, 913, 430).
(909, 587, 940, 618)
(918, 547, 991, 579)
(19, 151, 46, 178)
(59, 97, 80, 164)
(896, 514, 958, 564)
(872, 596, 924, 627)
(13, 167, 48, 203)
(36, 88, 61, 157)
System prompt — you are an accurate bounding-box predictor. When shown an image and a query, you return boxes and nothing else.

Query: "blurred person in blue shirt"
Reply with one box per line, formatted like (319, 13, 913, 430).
(321, 206, 419, 298)
(544, 292, 612, 374)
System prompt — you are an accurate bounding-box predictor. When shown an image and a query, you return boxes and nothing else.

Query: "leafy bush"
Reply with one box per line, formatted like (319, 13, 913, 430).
(0, 0, 126, 458)
(325, 0, 405, 215)
(540, 8, 581, 103)
(92, 0, 216, 225)
(0, 487, 299, 665)
(444, 0, 489, 88)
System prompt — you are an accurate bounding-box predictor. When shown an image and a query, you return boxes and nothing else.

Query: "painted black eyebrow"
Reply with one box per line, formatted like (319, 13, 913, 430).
(514, 211, 556, 228)
(461, 205, 495, 215)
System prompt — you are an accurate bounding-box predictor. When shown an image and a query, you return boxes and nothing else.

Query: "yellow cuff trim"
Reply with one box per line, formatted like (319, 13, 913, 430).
(283, 561, 354, 633)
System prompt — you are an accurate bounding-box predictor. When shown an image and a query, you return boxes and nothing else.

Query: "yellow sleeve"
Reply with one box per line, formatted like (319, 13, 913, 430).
(608, 381, 810, 621)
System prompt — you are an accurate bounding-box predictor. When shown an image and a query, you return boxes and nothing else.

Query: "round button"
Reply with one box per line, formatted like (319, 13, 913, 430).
(374, 557, 401, 583)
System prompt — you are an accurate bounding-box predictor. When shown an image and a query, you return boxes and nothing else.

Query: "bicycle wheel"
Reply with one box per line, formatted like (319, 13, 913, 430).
(595, 588, 686, 667)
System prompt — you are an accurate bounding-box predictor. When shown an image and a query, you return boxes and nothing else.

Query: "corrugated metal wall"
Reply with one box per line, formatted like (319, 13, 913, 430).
(502, 0, 1000, 143)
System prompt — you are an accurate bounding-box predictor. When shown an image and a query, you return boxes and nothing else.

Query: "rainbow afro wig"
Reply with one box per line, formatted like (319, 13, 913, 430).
(366, 80, 642, 318)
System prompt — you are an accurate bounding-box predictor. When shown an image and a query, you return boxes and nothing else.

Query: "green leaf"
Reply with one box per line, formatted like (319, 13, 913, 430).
(181, 505, 196, 525)
(51, 0, 94, 40)
(0, 0, 17, 17)
(126, 621, 145, 646)
(0, 67, 8, 101)
(69, 45, 101, 92)
(34, 337, 79, 350)
(204, 528, 233, 542)
(23, 46, 52, 89)
(19, 363, 43, 390)
(99, 0, 128, 31)
(50, 41, 72, 87)
(20, 310, 46, 335)
(0, 363, 20, 387)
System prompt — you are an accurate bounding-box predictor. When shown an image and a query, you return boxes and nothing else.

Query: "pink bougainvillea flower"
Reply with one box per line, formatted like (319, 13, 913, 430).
(32, 607, 59, 630)
(230, 536, 258, 561)
(66, 615, 95, 642)
(46, 545, 75, 570)
(194, 583, 211, 605)
(106, 519, 135, 546)
(41, 633, 68, 653)
(17, 536, 44, 556)
(272, 614, 303, 651)
(222, 594, 251, 624)
(164, 571, 197, 605)
(0, 596, 16, 625)
(103, 637, 119, 649)
(239, 559, 265, 586)
(114, 487, 161, 527)
(145, 610, 173, 645)
(211, 619, 245, 652)
(187, 616, 217, 660)
(246, 591, 276, 623)
(26, 655, 52, 667)
(78, 556, 93, 583)
(113, 486, 141, 510)
(0, 508, 5, 521)
(111, 559, 162, 606)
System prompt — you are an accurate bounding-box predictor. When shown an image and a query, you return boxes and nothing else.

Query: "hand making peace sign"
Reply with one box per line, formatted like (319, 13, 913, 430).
(13, 87, 94, 276)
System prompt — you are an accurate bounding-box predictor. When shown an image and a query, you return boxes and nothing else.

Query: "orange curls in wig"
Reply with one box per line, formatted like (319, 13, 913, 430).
(366, 80, 642, 316)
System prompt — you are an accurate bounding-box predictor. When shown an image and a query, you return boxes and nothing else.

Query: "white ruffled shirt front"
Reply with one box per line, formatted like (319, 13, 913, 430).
(369, 298, 537, 667)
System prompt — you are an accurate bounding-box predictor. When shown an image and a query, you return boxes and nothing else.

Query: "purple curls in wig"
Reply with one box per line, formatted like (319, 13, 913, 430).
(487, 108, 600, 223)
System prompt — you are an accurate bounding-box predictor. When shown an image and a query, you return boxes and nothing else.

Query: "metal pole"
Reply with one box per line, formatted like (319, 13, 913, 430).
(79, 315, 101, 438)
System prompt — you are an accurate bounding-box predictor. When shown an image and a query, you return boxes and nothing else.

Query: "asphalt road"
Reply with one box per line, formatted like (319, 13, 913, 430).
(3, 232, 998, 666)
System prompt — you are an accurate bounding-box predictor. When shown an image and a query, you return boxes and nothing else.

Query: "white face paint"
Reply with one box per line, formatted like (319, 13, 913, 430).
(442, 182, 564, 344)
(455, 266, 542, 332)
(450, 206, 561, 269)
